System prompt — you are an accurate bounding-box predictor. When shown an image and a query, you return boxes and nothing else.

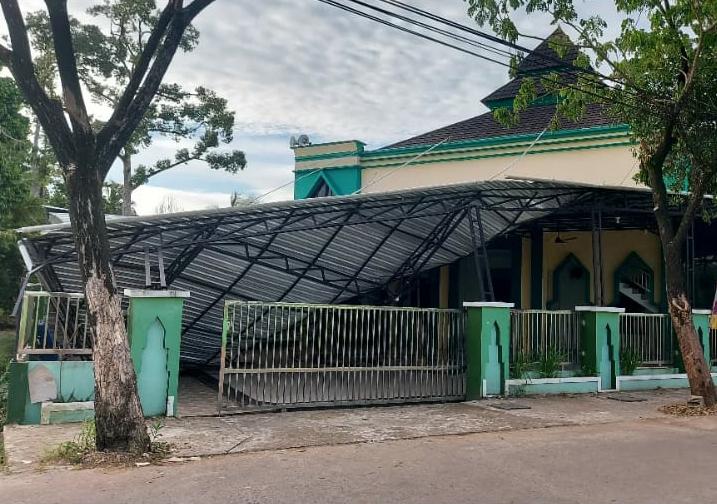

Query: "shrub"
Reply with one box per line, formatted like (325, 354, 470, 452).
(537, 346, 566, 378)
(620, 348, 642, 376)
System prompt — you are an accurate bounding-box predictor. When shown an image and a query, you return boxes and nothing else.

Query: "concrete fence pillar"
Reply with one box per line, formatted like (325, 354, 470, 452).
(124, 289, 190, 417)
(691, 310, 711, 366)
(464, 302, 514, 399)
(575, 306, 624, 391)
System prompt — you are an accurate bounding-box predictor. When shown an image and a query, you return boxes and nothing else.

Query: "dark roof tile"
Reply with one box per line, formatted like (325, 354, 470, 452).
(382, 103, 616, 150)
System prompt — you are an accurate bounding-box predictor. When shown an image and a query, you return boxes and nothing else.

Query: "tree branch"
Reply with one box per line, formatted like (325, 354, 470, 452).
(97, 0, 217, 176)
(97, 1, 178, 148)
(642, 118, 679, 245)
(44, 0, 92, 135)
(0, 42, 12, 67)
(183, 0, 217, 19)
(0, 0, 73, 165)
(131, 153, 203, 189)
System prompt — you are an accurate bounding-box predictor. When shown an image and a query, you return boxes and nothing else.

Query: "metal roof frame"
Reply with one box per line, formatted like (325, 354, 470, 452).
(18, 180, 680, 364)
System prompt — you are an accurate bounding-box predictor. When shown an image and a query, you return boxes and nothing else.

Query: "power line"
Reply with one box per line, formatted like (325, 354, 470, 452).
(315, 0, 514, 69)
(316, 0, 658, 117)
(368, 0, 642, 95)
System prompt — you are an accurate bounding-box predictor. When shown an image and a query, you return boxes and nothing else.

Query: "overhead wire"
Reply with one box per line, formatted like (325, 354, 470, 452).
(316, 0, 658, 116)
(257, 1, 652, 203)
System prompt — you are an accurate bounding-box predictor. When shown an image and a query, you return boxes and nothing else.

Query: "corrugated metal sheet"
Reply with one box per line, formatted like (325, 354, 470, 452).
(18, 180, 626, 364)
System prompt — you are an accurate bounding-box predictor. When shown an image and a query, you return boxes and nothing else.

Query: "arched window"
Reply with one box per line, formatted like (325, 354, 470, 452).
(548, 253, 590, 309)
(308, 178, 334, 198)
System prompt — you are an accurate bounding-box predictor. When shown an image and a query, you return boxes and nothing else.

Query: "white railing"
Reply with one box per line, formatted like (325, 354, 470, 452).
(219, 301, 466, 410)
(619, 313, 673, 367)
(17, 291, 93, 358)
(510, 309, 581, 368)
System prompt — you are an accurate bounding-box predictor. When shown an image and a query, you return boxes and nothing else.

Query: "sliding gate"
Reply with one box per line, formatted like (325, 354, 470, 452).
(218, 301, 466, 412)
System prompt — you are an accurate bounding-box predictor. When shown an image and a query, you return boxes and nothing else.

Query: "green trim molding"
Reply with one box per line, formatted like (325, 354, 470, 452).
(295, 149, 363, 163)
(294, 165, 362, 199)
(363, 124, 630, 160)
(548, 253, 591, 309)
(362, 140, 633, 171)
(484, 93, 559, 111)
(613, 251, 656, 307)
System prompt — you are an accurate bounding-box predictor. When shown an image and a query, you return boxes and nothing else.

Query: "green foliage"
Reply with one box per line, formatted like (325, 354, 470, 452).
(43, 419, 96, 465)
(0, 78, 42, 325)
(27, 2, 246, 213)
(620, 347, 642, 376)
(580, 360, 597, 378)
(511, 350, 533, 379)
(464, 0, 717, 196)
(0, 331, 14, 439)
(149, 419, 164, 442)
(536, 346, 566, 379)
(46, 175, 126, 216)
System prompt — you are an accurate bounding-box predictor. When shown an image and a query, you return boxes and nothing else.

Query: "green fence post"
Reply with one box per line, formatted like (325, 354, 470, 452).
(464, 302, 514, 399)
(692, 309, 711, 365)
(124, 289, 190, 417)
(575, 307, 624, 391)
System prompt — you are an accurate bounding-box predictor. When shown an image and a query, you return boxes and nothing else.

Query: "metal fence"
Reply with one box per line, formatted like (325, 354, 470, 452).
(619, 313, 673, 367)
(17, 291, 92, 358)
(510, 310, 581, 368)
(219, 302, 466, 411)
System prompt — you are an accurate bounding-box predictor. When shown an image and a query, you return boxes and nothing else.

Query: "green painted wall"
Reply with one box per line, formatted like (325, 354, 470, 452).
(294, 165, 361, 199)
(578, 309, 622, 390)
(126, 295, 185, 417)
(465, 303, 511, 398)
(6, 361, 94, 425)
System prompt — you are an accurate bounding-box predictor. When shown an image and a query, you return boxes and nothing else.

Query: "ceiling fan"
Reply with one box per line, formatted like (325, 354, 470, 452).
(554, 227, 578, 244)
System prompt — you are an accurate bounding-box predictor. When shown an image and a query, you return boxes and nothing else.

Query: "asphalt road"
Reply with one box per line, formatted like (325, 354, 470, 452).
(3, 415, 717, 504)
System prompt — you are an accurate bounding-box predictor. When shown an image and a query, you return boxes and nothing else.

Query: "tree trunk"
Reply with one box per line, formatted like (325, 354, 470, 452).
(66, 159, 150, 453)
(664, 245, 717, 407)
(121, 152, 133, 216)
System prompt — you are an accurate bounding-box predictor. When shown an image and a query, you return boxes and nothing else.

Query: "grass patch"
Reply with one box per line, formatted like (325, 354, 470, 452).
(42, 419, 97, 465)
(0, 328, 15, 467)
(42, 418, 172, 467)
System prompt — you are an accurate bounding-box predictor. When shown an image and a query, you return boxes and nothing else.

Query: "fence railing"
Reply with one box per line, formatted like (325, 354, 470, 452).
(17, 291, 93, 358)
(509, 309, 581, 369)
(219, 301, 466, 411)
(619, 313, 673, 367)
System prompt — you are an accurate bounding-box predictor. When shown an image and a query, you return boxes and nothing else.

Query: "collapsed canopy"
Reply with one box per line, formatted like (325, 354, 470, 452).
(18, 180, 658, 364)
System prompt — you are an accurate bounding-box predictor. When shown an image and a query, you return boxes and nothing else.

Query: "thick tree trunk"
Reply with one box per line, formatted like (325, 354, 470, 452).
(66, 159, 150, 453)
(121, 152, 133, 216)
(664, 246, 716, 407)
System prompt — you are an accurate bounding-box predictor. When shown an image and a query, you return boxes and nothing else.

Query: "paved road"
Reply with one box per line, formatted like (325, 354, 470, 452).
(3, 416, 717, 504)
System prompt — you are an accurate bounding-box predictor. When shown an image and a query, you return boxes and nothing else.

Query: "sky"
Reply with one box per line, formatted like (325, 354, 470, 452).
(4, 1, 621, 215)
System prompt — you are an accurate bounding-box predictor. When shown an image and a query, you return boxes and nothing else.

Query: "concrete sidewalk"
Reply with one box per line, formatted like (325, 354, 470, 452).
(1, 388, 689, 472)
(3, 413, 717, 504)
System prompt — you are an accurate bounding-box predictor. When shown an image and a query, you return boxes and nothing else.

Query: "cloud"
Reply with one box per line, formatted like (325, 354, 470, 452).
(132, 185, 231, 215)
(6, 1, 622, 212)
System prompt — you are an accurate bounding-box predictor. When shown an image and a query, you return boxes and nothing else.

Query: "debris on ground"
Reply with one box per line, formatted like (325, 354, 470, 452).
(485, 401, 532, 410)
(658, 402, 717, 417)
(603, 394, 646, 403)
